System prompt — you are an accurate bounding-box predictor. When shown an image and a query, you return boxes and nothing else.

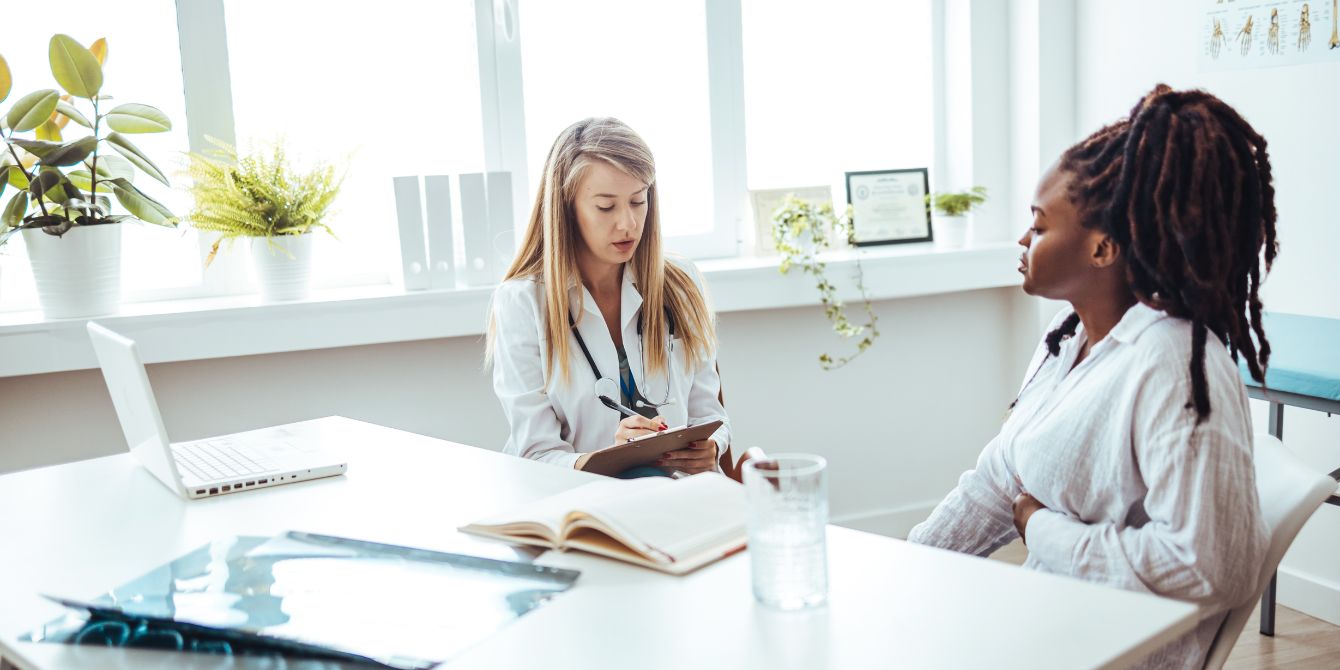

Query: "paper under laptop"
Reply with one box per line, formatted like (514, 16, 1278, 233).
(86, 322, 347, 500)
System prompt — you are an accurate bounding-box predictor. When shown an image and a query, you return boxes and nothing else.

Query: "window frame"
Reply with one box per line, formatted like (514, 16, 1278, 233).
(2, 0, 949, 312)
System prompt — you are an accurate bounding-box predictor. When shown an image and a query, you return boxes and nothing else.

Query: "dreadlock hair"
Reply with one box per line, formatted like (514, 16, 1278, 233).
(1028, 84, 1278, 424)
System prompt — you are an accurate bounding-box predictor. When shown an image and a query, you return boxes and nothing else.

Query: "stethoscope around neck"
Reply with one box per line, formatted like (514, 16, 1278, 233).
(568, 308, 676, 418)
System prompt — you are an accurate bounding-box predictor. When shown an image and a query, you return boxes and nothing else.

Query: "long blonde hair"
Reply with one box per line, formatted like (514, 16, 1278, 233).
(487, 117, 715, 386)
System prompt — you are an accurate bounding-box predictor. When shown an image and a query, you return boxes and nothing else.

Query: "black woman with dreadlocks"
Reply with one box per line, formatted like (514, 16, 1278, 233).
(909, 84, 1275, 669)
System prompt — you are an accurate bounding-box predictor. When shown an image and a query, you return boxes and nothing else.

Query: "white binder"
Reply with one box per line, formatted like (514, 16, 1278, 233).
(486, 171, 517, 274)
(460, 173, 494, 286)
(423, 175, 457, 290)
(392, 176, 430, 291)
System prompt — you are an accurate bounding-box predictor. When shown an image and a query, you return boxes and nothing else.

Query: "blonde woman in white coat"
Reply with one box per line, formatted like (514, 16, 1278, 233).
(487, 117, 730, 477)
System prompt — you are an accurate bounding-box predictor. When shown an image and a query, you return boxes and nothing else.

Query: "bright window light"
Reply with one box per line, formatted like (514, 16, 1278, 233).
(223, 0, 484, 289)
(741, 0, 934, 199)
(519, 0, 715, 239)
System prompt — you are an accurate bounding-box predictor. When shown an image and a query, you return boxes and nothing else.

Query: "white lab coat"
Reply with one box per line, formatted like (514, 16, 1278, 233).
(490, 263, 732, 470)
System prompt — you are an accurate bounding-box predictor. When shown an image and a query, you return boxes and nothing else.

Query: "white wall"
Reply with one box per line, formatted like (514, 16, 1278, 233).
(0, 288, 1038, 535)
(1076, 0, 1340, 625)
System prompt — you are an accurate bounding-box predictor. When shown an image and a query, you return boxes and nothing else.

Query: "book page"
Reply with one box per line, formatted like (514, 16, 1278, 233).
(468, 477, 670, 539)
(580, 473, 745, 565)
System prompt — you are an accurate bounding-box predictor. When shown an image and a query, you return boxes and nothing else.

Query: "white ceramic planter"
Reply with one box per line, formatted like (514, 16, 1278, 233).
(251, 233, 313, 302)
(23, 223, 123, 319)
(933, 214, 972, 249)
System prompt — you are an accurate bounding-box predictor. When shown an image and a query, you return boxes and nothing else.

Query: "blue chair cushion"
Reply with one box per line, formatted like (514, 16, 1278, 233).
(1239, 313, 1340, 402)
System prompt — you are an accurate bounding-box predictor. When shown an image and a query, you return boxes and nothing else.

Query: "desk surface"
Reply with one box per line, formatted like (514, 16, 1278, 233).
(0, 417, 1199, 670)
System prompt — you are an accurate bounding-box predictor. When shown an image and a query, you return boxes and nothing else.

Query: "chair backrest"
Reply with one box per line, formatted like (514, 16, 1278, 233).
(1202, 433, 1335, 669)
(710, 362, 744, 481)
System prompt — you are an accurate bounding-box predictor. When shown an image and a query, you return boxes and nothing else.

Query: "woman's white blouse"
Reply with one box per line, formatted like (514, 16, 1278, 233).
(489, 264, 731, 470)
(908, 303, 1268, 670)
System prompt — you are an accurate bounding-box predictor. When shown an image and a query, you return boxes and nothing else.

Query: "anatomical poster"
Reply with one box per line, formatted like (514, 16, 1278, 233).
(1200, 0, 1340, 70)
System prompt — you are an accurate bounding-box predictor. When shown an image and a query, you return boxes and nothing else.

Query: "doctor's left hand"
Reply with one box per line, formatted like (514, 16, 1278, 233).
(657, 439, 718, 475)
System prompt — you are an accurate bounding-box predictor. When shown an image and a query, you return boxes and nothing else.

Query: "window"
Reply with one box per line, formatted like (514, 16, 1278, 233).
(519, 0, 716, 240)
(741, 0, 934, 198)
(0, 0, 946, 314)
(223, 0, 484, 289)
(0, 0, 196, 308)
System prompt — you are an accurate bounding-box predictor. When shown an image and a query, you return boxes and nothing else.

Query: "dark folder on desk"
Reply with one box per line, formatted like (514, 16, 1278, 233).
(28, 532, 580, 669)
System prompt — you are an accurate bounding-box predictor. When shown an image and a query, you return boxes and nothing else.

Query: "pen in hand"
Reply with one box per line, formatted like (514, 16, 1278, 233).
(598, 395, 668, 431)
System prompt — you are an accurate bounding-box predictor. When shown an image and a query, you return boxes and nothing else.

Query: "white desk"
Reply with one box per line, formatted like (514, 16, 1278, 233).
(0, 417, 1199, 669)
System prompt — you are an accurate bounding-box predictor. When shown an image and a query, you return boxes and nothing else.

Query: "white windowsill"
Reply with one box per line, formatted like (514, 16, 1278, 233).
(0, 242, 1022, 378)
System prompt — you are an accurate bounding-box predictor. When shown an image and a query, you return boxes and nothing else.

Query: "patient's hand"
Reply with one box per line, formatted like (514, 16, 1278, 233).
(1013, 492, 1047, 544)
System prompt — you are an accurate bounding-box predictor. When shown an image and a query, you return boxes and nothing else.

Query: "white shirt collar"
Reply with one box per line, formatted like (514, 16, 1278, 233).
(568, 263, 643, 330)
(1106, 302, 1170, 345)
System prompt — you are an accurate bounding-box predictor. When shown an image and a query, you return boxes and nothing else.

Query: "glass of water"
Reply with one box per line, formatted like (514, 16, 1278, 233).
(743, 453, 828, 610)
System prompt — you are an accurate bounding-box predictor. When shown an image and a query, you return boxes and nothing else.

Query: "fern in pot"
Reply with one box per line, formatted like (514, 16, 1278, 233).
(0, 36, 179, 318)
(186, 138, 341, 302)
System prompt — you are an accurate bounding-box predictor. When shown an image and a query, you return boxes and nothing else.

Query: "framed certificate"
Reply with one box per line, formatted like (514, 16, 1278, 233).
(845, 168, 932, 246)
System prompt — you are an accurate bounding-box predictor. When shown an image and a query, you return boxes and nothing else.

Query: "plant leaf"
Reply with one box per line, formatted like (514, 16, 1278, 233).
(49, 35, 103, 99)
(54, 99, 91, 128)
(104, 132, 168, 186)
(0, 54, 11, 104)
(85, 154, 135, 181)
(105, 103, 170, 133)
(10, 138, 64, 158)
(2, 190, 27, 227)
(30, 169, 74, 203)
(67, 169, 113, 193)
(108, 177, 177, 226)
(5, 89, 60, 132)
(0, 167, 6, 200)
(7, 165, 29, 188)
(35, 118, 63, 142)
(39, 136, 98, 167)
(90, 38, 108, 65)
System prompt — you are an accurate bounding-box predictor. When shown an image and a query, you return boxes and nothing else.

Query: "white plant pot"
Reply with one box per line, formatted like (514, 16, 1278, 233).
(933, 214, 972, 249)
(23, 223, 123, 319)
(779, 228, 822, 256)
(251, 233, 313, 302)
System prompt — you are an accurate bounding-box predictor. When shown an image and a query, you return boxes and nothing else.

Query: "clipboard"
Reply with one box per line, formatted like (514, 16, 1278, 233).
(582, 420, 724, 477)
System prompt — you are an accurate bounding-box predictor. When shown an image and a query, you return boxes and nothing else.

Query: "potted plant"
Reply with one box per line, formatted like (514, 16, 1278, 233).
(926, 186, 987, 249)
(0, 36, 178, 319)
(771, 195, 880, 370)
(185, 138, 342, 302)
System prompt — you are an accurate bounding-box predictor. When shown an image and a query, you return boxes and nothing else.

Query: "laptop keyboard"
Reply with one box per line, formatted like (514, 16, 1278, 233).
(174, 440, 277, 483)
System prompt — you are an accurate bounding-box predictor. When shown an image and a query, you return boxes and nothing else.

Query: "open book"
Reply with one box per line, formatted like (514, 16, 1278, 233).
(460, 472, 746, 575)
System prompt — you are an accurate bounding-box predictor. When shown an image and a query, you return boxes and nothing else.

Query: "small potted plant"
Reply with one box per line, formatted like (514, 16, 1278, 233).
(185, 138, 342, 302)
(0, 36, 178, 318)
(771, 195, 880, 370)
(926, 186, 987, 249)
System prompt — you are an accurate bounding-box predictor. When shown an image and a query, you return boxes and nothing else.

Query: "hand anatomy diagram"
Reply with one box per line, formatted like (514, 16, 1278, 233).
(1238, 14, 1255, 55)
(1212, 18, 1227, 57)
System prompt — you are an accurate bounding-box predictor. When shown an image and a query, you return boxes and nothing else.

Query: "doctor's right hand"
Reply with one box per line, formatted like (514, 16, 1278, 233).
(614, 414, 667, 444)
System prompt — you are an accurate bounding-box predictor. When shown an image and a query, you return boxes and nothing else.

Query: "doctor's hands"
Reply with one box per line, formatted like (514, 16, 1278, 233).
(658, 439, 718, 475)
(1012, 492, 1047, 544)
(614, 414, 667, 445)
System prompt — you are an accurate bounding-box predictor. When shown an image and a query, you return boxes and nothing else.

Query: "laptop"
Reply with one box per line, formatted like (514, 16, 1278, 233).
(87, 322, 348, 500)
